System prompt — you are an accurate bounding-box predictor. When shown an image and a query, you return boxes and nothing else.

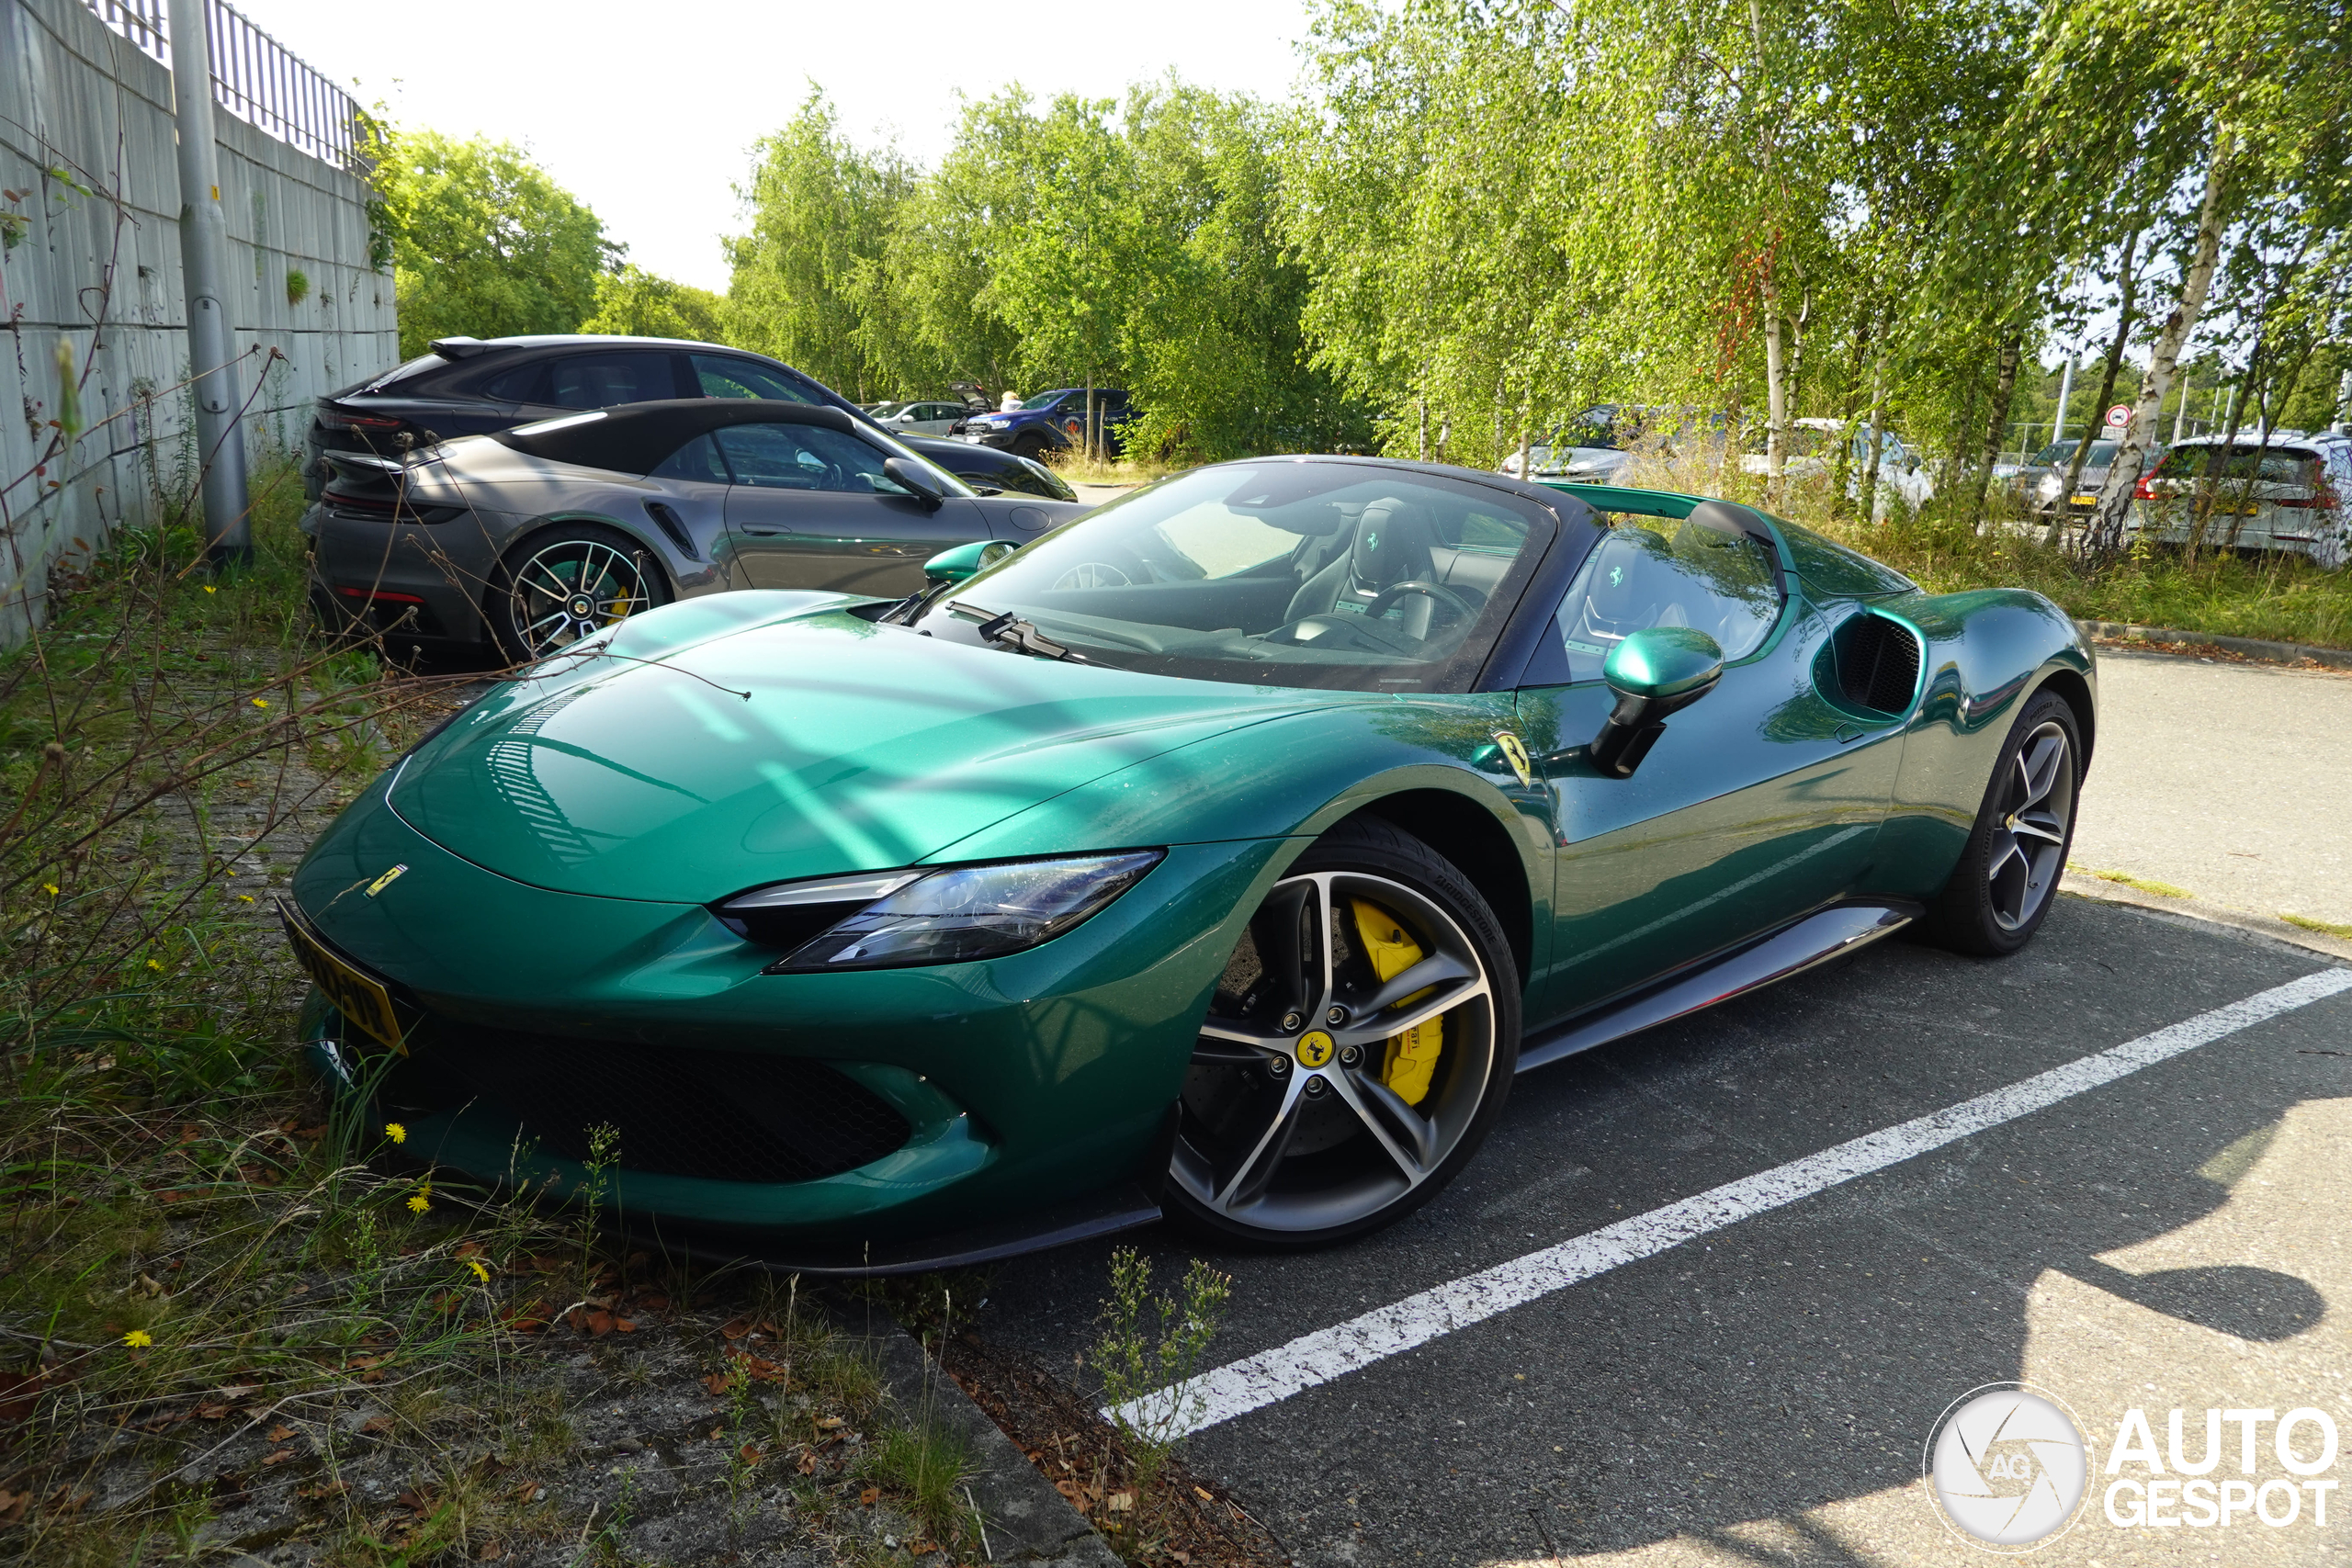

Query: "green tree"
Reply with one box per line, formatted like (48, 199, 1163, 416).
(580, 265, 729, 343)
(378, 130, 616, 357)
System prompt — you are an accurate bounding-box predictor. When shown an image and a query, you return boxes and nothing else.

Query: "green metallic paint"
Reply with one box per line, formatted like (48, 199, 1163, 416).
(289, 481, 2094, 1255)
(1602, 626, 1725, 699)
(922, 538, 1012, 586)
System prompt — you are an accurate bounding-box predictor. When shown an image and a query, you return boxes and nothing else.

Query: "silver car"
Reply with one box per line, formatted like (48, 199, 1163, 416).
(302, 400, 1088, 660)
(873, 400, 974, 438)
(2130, 432, 2350, 569)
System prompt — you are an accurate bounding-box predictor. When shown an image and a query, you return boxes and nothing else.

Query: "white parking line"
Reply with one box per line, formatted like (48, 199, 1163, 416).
(1116, 967, 2352, 1439)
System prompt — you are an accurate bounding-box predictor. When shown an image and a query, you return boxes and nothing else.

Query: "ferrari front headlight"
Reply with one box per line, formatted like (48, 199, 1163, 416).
(721, 852, 1164, 973)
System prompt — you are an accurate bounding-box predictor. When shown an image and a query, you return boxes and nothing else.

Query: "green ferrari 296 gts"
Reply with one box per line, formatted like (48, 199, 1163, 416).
(285, 457, 2094, 1268)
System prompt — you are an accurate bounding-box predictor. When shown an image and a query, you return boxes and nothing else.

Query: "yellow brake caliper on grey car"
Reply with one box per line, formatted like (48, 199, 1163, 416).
(1350, 899, 1442, 1105)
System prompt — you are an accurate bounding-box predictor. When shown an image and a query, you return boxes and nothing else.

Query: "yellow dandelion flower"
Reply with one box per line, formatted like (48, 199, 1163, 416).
(204, 585, 217, 594)
(43, 883, 59, 897)
(146, 959, 164, 971)
(252, 697, 270, 708)
(467, 1258, 491, 1283)
(123, 1329, 153, 1348)
(238, 894, 254, 903)
(384, 1122, 407, 1145)
(408, 1192, 431, 1213)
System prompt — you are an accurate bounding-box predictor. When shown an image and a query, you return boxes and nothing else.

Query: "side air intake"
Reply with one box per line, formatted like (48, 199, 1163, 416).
(1829, 613, 1922, 716)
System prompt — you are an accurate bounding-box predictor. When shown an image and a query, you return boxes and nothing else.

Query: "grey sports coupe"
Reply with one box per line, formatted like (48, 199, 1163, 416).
(303, 400, 1087, 660)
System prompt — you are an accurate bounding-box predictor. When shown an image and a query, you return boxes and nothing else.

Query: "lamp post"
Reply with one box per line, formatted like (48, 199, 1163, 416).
(167, 0, 251, 565)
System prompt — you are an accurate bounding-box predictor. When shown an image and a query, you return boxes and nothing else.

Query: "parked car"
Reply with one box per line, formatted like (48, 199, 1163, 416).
(2013, 438, 2165, 524)
(1498, 404, 1640, 483)
(303, 336, 1079, 506)
(873, 400, 970, 438)
(2128, 432, 2349, 569)
(285, 457, 2096, 1266)
(1733, 419, 1934, 511)
(302, 400, 1087, 659)
(958, 387, 1133, 461)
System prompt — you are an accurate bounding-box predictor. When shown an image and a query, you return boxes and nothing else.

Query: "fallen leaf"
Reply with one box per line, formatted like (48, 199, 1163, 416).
(478, 1545, 503, 1562)
(701, 1371, 732, 1396)
(268, 1425, 295, 1442)
(360, 1416, 394, 1435)
(635, 1293, 670, 1312)
(797, 1450, 819, 1475)
(195, 1403, 232, 1420)
(718, 1316, 752, 1340)
(0, 1491, 27, 1527)
(261, 1448, 296, 1466)
(1106, 1489, 1136, 1512)
(738, 1442, 762, 1464)
(511, 1480, 539, 1504)
(859, 1486, 879, 1506)
(582, 1310, 613, 1337)
(613, 1317, 636, 1333)
(815, 1416, 844, 1430)
(911, 1543, 939, 1557)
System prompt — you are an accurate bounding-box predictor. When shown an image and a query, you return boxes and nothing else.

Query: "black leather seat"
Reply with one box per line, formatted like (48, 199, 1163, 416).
(1283, 499, 1442, 624)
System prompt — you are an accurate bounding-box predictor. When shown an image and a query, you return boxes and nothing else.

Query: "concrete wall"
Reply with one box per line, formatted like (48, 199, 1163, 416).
(0, 0, 398, 643)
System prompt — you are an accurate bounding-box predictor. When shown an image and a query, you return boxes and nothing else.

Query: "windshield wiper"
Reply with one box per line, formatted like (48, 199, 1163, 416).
(947, 601, 1082, 661)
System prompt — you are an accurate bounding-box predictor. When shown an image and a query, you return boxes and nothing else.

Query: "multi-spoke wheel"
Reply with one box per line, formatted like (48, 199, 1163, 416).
(492, 525, 670, 661)
(1164, 818, 1521, 1247)
(1919, 690, 2084, 955)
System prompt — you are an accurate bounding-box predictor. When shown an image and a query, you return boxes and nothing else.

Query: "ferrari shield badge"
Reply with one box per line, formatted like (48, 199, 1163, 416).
(1296, 1031, 1335, 1068)
(1492, 732, 1535, 789)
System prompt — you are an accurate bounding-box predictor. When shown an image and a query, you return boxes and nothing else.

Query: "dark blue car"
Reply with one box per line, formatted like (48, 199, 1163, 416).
(957, 387, 1133, 461)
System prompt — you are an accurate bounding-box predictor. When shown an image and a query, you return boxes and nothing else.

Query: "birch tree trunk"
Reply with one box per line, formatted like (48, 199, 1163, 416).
(1971, 328, 2024, 530)
(1762, 276, 1788, 505)
(2088, 128, 2233, 556)
(2052, 231, 2143, 547)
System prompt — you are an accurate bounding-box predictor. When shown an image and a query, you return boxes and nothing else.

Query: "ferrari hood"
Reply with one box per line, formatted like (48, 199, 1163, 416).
(388, 602, 1327, 902)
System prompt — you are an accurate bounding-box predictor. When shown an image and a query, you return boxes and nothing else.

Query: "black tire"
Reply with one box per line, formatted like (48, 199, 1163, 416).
(489, 523, 672, 663)
(1163, 817, 1521, 1249)
(1917, 689, 2084, 956)
(1011, 434, 1052, 464)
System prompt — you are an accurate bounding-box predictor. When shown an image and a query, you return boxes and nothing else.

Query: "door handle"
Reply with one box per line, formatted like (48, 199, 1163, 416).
(741, 527, 784, 536)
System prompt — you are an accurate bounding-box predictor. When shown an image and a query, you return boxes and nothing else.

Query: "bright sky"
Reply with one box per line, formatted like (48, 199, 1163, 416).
(227, 0, 1318, 294)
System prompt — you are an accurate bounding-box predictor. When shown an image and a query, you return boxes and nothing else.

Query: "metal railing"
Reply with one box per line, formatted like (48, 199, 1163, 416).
(80, 0, 364, 171)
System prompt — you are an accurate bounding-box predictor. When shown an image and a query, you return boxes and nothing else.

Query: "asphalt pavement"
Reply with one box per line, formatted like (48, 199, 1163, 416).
(2064, 646, 2352, 931)
(967, 897, 2352, 1566)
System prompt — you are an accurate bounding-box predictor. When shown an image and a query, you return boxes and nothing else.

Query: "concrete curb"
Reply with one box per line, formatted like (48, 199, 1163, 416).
(2075, 618, 2352, 670)
(2060, 874, 2352, 964)
(858, 1320, 1124, 1567)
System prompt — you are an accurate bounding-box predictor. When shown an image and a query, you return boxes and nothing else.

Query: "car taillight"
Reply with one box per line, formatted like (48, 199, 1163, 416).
(322, 488, 396, 514)
(2132, 476, 2156, 501)
(318, 409, 405, 432)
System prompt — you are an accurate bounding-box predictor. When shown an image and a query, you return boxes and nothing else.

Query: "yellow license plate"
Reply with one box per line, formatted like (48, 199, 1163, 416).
(279, 902, 407, 1053)
(2070, 494, 2097, 506)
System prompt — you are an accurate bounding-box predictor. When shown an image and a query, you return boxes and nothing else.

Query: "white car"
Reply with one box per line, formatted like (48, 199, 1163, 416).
(2130, 431, 2350, 570)
(874, 400, 974, 439)
(1740, 418, 1935, 511)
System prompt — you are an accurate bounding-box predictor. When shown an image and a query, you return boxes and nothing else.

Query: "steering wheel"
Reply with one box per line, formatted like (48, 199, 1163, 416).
(1361, 579, 1478, 625)
(1053, 562, 1132, 590)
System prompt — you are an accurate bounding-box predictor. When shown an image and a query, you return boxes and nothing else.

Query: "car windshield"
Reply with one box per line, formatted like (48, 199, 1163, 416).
(905, 462, 1559, 692)
(2030, 441, 2076, 465)
(2156, 446, 2317, 486)
(1019, 390, 1073, 411)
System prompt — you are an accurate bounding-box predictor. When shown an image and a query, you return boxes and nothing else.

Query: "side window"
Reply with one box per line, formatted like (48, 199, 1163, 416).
(711, 423, 899, 494)
(544, 351, 678, 409)
(479, 361, 548, 402)
(1549, 519, 1781, 683)
(650, 434, 729, 483)
(692, 354, 813, 402)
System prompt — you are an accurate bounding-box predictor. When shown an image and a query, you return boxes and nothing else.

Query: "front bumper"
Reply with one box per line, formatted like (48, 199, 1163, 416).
(291, 776, 1285, 1251)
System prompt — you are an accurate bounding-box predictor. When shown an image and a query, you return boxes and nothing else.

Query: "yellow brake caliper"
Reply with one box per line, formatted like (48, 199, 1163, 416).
(1349, 898, 1442, 1106)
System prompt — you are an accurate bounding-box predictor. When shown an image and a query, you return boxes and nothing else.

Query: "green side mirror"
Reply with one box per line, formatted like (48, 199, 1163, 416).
(1592, 626, 1724, 778)
(922, 538, 1014, 588)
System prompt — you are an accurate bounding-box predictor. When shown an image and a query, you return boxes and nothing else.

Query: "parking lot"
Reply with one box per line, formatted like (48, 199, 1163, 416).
(968, 896, 2351, 1565)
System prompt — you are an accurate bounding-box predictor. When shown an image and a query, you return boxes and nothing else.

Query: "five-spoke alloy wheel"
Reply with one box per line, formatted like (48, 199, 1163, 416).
(1166, 819, 1521, 1247)
(1921, 688, 2084, 954)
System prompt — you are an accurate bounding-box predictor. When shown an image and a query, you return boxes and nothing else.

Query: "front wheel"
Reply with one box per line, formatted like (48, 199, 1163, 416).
(1917, 689, 2084, 955)
(1163, 818, 1521, 1248)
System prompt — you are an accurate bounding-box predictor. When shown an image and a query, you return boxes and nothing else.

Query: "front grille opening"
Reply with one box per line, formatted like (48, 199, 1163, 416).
(1824, 612, 1922, 716)
(379, 1022, 912, 1184)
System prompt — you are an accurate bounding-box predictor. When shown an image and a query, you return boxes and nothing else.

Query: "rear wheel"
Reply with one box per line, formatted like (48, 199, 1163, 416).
(1011, 434, 1052, 464)
(1917, 690, 2082, 955)
(1164, 819, 1521, 1248)
(491, 524, 670, 662)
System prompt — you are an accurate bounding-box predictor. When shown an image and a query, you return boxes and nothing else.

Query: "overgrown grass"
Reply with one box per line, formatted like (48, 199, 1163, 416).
(1616, 446, 2352, 650)
(1045, 449, 1179, 488)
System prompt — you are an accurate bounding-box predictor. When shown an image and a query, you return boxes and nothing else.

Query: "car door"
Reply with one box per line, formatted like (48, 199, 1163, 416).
(1510, 508, 1906, 1024)
(711, 422, 989, 596)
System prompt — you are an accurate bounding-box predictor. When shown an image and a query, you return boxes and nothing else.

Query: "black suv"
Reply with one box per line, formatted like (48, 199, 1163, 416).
(304, 336, 1079, 503)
